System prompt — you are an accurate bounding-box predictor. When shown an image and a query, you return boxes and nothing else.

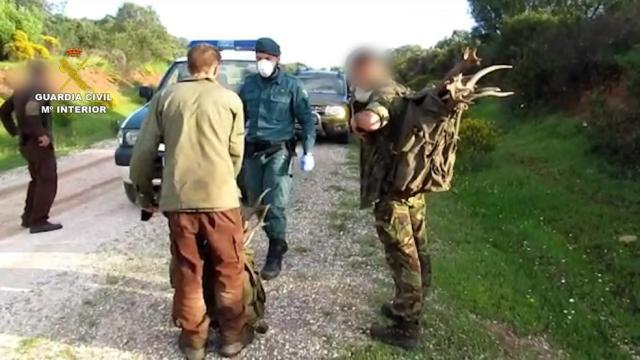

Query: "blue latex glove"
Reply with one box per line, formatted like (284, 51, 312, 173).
(300, 153, 315, 172)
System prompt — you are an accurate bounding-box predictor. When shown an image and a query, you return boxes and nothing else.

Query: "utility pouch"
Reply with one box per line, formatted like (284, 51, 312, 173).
(285, 138, 298, 177)
(285, 137, 298, 156)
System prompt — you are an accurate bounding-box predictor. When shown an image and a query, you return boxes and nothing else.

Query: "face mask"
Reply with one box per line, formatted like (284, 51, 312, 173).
(257, 59, 276, 78)
(354, 87, 373, 103)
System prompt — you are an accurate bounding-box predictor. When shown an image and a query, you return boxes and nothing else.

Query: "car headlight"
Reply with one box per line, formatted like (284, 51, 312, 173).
(119, 129, 140, 146)
(325, 105, 347, 119)
(117, 129, 124, 145)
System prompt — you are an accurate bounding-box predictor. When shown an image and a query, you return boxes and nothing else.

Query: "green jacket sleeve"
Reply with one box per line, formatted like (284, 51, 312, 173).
(130, 95, 162, 208)
(366, 84, 399, 128)
(292, 79, 316, 154)
(229, 95, 245, 176)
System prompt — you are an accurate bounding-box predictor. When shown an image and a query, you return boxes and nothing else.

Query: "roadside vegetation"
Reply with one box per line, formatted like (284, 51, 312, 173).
(392, 0, 640, 173)
(375, 3, 640, 354)
(339, 102, 639, 359)
(0, 95, 141, 170)
(0, 0, 181, 170)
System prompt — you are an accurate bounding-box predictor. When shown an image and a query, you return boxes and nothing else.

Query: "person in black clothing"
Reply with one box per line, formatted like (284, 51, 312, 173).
(0, 60, 62, 233)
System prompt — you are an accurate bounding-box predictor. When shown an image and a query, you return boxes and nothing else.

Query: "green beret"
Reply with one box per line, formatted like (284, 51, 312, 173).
(255, 37, 281, 57)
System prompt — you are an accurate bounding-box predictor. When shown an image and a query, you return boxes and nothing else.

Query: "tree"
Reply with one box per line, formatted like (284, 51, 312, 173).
(0, 1, 44, 58)
(390, 31, 474, 90)
(468, 0, 623, 33)
(43, 2, 183, 67)
(106, 3, 182, 65)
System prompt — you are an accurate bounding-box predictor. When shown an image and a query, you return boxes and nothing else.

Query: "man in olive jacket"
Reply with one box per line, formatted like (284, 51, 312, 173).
(130, 44, 250, 359)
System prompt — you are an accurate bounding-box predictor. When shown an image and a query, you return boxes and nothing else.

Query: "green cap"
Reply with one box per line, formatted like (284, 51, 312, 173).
(255, 37, 281, 57)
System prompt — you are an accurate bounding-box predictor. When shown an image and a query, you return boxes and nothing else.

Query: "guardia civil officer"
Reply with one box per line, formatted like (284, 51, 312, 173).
(239, 37, 316, 280)
(0, 60, 62, 233)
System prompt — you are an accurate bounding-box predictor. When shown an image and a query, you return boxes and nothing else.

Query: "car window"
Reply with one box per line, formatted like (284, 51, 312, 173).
(159, 60, 256, 92)
(299, 75, 346, 95)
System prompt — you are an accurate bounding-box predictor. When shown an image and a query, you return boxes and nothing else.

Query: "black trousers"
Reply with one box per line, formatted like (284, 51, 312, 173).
(19, 140, 57, 226)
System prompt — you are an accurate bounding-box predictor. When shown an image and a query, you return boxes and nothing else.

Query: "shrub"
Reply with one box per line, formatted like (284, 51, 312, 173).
(31, 43, 50, 59)
(615, 47, 640, 99)
(3, 30, 34, 60)
(3, 30, 49, 60)
(589, 97, 640, 172)
(458, 117, 498, 158)
(0, 2, 44, 51)
(479, 4, 640, 110)
(41, 35, 60, 53)
(391, 30, 478, 90)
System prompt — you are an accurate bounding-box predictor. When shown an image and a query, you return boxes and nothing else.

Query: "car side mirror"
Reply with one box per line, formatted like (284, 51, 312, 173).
(139, 86, 154, 102)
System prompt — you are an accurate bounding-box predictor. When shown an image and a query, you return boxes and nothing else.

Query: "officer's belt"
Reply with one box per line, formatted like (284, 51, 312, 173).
(246, 141, 286, 158)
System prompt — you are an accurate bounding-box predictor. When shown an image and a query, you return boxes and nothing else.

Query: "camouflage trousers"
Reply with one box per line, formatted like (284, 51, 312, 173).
(373, 193, 431, 323)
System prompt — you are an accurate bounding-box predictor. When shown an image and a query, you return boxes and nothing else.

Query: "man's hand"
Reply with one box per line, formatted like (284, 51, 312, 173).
(37, 135, 50, 147)
(355, 111, 382, 132)
(350, 116, 366, 138)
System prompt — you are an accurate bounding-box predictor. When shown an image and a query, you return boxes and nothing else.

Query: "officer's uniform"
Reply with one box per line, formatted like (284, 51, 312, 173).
(239, 38, 315, 278)
(353, 81, 431, 324)
(0, 86, 58, 228)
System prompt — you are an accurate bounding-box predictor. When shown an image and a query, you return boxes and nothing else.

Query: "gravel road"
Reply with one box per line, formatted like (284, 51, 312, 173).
(0, 141, 381, 360)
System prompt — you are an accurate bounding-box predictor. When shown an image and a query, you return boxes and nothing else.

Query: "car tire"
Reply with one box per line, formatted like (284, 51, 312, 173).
(123, 182, 137, 205)
(337, 131, 350, 144)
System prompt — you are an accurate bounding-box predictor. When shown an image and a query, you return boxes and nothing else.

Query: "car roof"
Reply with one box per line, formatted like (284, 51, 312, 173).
(297, 70, 342, 77)
(174, 50, 255, 63)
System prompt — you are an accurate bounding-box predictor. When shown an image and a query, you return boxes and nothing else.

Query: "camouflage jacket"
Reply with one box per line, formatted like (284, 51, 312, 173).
(352, 80, 409, 208)
(352, 80, 456, 208)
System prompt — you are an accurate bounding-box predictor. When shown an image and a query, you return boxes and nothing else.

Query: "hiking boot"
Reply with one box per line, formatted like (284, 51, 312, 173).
(254, 319, 269, 334)
(178, 333, 206, 360)
(21, 220, 29, 228)
(260, 239, 288, 281)
(218, 326, 255, 358)
(369, 321, 420, 350)
(29, 222, 63, 234)
(380, 302, 405, 323)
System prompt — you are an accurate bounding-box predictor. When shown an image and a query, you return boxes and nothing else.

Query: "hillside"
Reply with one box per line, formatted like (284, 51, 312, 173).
(0, 60, 160, 170)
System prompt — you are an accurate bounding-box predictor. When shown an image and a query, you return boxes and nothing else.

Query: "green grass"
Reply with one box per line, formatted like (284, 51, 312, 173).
(433, 102, 640, 358)
(0, 92, 141, 171)
(343, 102, 640, 358)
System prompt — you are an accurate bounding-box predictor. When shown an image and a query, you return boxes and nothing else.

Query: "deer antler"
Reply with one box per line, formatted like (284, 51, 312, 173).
(242, 189, 271, 247)
(446, 65, 514, 104)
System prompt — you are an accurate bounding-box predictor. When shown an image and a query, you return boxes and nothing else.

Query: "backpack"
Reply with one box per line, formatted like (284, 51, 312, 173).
(202, 246, 268, 333)
(388, 63, 514, 196)
(387, 88, 466, 195)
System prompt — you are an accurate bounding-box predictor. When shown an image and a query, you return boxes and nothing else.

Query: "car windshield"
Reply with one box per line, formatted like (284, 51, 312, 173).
(159, 60, 255, 92)
(299, 74, 345, 95)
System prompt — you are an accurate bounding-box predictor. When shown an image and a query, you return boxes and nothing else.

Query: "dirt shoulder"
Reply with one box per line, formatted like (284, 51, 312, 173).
(0, 143, 378, 359)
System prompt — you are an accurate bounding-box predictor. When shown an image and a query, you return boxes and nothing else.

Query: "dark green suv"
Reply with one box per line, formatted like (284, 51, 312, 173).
(296, 70, 350, 143)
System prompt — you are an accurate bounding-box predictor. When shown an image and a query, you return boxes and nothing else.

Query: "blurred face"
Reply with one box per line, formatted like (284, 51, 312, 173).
(350, 58, 386, 90)
(30, 65, 53, 91)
